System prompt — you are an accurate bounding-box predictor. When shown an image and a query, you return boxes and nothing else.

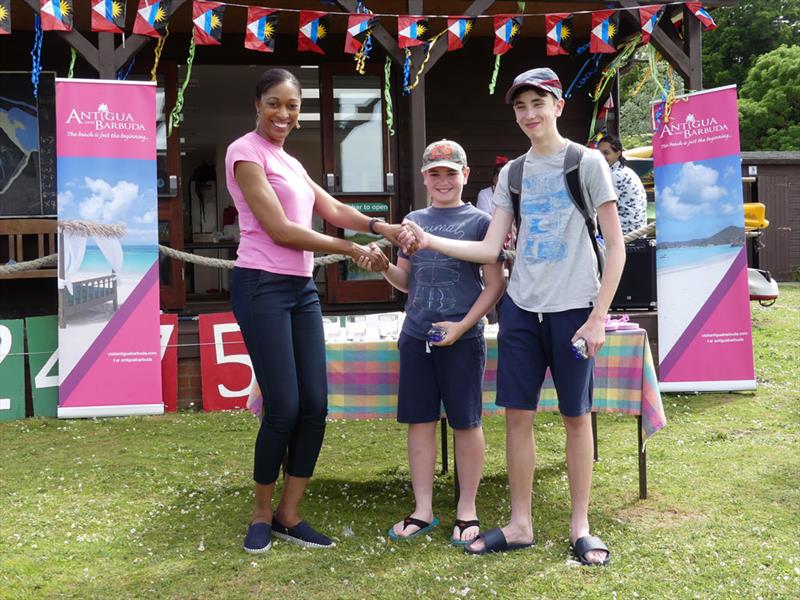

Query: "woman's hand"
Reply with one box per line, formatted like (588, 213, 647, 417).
(354, 243, 390, 273)
(429, 321, 466, 347)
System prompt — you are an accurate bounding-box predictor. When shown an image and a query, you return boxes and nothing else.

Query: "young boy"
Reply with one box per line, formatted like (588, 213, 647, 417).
(359, 140, 504, 546)
(400, 69, 625, 564)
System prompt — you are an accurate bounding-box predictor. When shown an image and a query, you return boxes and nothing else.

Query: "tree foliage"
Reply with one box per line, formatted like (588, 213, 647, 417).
(702, 1, 800, 90)
(738, 45, 800, 151)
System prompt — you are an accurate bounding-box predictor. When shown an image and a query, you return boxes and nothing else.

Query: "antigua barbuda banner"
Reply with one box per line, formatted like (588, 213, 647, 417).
(56, 79, 163, 417)
(652, 85, 755, 392)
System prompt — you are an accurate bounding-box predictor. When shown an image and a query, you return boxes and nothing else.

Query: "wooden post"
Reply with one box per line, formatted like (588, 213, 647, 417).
(638, 415, 647, 499)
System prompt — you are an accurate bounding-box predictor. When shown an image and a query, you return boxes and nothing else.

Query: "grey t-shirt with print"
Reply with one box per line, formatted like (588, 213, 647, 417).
(493, 141, 617, 313)
(399, 204, 493, 340)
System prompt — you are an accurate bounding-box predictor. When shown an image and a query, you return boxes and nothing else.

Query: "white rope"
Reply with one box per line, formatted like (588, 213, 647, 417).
(1, 238, 393, 275)
(59, 220, 126, 239)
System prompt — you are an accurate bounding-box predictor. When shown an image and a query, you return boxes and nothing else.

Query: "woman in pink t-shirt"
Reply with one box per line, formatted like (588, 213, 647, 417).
(227, 68, 408, 554)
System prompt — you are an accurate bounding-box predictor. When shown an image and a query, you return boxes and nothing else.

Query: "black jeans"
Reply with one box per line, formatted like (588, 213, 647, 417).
(230, 267, 328, 485)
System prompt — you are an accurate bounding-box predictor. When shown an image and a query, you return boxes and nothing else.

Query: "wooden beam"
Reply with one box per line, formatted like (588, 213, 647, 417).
(114, 0, 189, 72)
(684, 5, 704, 90)
(618, 0, 692, 83)
(408, 76, 428, 211)
(335, 0, 403, 65)
(21, 0, 101, 73)
(98, 33, 116, 79)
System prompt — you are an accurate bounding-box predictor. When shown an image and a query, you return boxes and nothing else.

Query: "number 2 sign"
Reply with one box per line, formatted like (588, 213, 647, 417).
(198, 313, 254, 411)
(0, 320, 25, 422)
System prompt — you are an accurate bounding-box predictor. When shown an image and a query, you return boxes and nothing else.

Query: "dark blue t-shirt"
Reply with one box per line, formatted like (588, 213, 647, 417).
(399, 203, 494, 340)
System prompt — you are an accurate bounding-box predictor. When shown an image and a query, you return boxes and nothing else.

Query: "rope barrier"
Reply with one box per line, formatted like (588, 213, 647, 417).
(1, 226, 662, 277)
(0, 238, 394, 276)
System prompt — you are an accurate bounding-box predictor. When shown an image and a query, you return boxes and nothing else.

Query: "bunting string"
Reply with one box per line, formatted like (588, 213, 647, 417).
(86, 0, 712, 21)
(30, 15, 43, 98)
(383, 56, 395, 136)
(406, 31, 445, 94)
(67, 47, 76, 79)
(168, 37, 195, 137)
(488, 54, 501, 96)
(151, 25, 171, 82)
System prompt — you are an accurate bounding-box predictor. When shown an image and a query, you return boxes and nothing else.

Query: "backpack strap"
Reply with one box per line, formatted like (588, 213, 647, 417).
(507, 154, 526, 232)
(564, 141, 604, 276)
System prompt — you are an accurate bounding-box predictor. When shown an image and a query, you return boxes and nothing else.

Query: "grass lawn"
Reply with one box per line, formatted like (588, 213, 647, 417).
(1, 286, 798, 599)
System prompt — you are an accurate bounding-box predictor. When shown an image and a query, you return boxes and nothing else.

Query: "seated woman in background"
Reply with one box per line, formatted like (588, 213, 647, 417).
(598, 135, 647, 235)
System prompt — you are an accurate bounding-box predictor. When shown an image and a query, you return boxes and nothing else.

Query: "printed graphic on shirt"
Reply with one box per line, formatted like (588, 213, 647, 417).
(411, 222, 465, 312)
(520, 170, 573, 264)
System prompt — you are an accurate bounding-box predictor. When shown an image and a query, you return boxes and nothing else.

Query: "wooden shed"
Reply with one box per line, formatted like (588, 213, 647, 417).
(741, 152, 800, 281)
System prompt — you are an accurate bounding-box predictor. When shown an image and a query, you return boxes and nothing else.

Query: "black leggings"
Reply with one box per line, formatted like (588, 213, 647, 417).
(230, 267, 328, 485)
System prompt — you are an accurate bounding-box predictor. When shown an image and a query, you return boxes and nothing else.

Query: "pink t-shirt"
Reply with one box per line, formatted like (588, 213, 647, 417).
(225, 131, 316, 277)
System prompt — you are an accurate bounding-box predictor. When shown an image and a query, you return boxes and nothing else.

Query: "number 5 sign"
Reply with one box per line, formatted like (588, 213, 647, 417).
(198, 313, 254, 411)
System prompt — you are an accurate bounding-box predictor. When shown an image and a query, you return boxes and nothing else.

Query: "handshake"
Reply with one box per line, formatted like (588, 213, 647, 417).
(351, 221, 426, 273)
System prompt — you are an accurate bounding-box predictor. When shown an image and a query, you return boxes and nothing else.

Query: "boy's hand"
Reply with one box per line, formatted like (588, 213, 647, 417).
(429, 321, 465, 346)
(572, 314, 606, 358)
(400, 220, 427, 254)
(375, 222, 406, 248)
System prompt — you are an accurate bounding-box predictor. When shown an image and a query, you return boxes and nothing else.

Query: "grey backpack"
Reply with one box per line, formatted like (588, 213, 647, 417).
(507, 141, 605, 275)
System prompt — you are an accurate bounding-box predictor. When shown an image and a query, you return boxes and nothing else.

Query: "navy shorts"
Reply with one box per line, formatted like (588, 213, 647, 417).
(496, 294, 594, 417)
(397, 332, 485, 429)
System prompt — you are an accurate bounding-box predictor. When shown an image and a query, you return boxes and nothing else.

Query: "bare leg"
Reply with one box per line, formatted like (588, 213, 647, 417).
(452, 426, 485, 543)
(392, 421, 437, 537)
(274, 475, 311, 526)
(467, 408, 535, 551)
(251, 482, 275, 524)
(563, 413, 607, 564)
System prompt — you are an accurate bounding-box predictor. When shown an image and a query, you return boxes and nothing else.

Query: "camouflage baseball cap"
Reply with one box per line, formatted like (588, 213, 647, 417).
(421, 139, 468, 172)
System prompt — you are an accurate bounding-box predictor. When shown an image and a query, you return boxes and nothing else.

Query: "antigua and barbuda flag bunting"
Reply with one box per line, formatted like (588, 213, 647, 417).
(397, 16, 428, 49)
(193, 1, 225, 46)
(345, 13, 377, 54)
(545, 13, 572, 56)
(687, 2, 717, 31)
(597, 95, 614, 122)
(91, 0, 126, 34)
(493, 14, 521, 56)
(639, 5, 664, 44)
(0, 0, 11, 35)
(590, 9, 618, 54)
(245, 7, 278, 53)
(39, 0, 73, 32)
(298, 10, 327, 55)
(670, 6, 684, 35)
(133, 0, 171, 38)
(446, 16, 474, 51)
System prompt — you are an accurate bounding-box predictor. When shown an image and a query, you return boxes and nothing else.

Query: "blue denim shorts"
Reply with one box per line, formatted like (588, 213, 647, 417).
(397, 333, 485, 429)
(496, 295, 594, 417)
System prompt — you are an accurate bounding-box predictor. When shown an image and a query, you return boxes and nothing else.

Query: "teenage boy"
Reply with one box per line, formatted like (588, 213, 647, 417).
(400, 68, 625, 564)
(358, 140, 505, 546)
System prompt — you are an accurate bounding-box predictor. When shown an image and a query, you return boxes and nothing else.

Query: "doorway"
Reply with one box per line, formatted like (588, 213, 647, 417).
(177, 63, 398, 308)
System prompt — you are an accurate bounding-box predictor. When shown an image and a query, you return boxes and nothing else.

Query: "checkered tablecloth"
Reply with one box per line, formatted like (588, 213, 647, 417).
(326, 329, 666, 440)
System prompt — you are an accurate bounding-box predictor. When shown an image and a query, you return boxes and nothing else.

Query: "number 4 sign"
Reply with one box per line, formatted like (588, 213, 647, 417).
(25, 316, 59, 417)
(198, 313, 254, 411)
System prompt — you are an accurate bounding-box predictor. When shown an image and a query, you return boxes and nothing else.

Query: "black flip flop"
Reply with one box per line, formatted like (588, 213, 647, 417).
(464, 527, 534, 555)
(571, 535, 611, 566)
(450, 518, 480, 547)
